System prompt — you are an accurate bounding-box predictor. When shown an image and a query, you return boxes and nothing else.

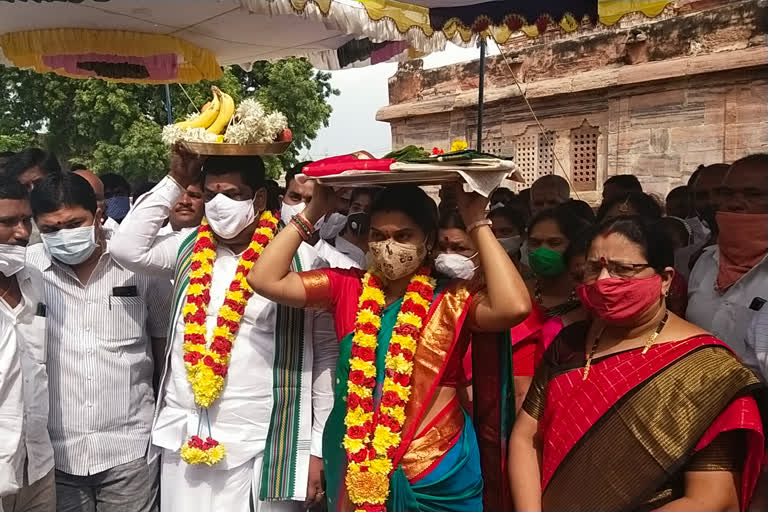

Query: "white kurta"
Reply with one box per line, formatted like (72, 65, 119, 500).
(110, 177, 338, 511)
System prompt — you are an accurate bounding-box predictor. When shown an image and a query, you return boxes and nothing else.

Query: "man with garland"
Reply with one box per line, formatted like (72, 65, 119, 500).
(110, 150, 337, 511)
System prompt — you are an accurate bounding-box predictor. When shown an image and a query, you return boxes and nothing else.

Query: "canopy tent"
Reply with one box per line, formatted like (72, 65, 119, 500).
(0, 0, 670, 82)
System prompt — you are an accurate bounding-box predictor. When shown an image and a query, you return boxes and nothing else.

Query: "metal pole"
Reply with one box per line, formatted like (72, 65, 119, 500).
(164, 84, 173, 124)
(476, 38, 486, 151)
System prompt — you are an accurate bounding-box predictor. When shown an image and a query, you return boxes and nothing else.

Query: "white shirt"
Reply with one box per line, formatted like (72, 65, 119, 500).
(26, 244, 172, 476)
(0, 267, 54, 496)
(102, 217, 120, 237)
(315, 236, 364, 270)
(744, 308, 768, 381)
(686, 246, 768, 358)
(686, 216, 711, 247)
(110, 177, 338, 469)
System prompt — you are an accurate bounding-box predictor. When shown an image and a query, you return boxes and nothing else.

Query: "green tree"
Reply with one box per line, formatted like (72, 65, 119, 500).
(0, 60, 338, 182)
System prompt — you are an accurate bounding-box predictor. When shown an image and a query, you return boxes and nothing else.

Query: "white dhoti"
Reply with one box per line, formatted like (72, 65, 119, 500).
(160, 449, 302, 512)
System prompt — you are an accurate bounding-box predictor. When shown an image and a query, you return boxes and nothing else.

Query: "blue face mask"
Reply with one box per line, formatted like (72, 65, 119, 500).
(106, 196, 130, 221)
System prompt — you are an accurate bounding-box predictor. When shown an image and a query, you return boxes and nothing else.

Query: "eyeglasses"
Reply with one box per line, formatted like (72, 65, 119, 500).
(583, 258, 653, 280)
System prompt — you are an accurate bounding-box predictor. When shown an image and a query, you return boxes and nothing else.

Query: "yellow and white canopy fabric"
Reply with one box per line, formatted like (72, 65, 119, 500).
(0, 0, 673, 80)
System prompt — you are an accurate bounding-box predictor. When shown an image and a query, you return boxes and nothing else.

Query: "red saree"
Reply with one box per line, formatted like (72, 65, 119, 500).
(524, 322, 766, 512)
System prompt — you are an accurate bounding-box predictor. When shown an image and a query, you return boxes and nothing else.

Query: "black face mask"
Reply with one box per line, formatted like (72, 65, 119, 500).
(346, 212, 370, 237)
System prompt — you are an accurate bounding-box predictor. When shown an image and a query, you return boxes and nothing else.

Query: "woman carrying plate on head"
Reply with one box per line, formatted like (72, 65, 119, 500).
(248, 182, 531, 512)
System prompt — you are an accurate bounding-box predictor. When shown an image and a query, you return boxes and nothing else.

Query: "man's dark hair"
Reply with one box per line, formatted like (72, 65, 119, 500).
(728, 153, 768, 175)
(0, 180, 29, 201)
(604, 174, 642, 193)
(30, 172, 97, 218)
(100, 173, 131, 196)
(203, 155, 266, 194)
(69, 163, 88, 172)
(132, 181, 158, 200)
(490, 187, 515, 205)
(264, 179, 282, 213)
(597, 191, 662, 222)
(488, 203, 529, 235)
(4, 148, 61, 179)
(285, 161, 312, 189)
(351, 187, 377, 204)
(560, 199, 596, 224)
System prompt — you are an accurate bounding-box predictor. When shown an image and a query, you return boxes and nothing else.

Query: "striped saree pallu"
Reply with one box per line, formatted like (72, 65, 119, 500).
(539, 335, 765, 512)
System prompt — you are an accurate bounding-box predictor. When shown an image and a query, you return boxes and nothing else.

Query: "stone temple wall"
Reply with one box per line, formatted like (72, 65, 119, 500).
(377, 0, 768, 204)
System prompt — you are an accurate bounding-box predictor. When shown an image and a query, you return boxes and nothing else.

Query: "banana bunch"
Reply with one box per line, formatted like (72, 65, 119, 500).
(175, 86, 235, 135)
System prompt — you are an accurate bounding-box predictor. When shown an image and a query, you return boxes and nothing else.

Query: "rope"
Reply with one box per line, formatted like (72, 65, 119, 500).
(176, 84, 200, 114)
(492, 39, 582, 200)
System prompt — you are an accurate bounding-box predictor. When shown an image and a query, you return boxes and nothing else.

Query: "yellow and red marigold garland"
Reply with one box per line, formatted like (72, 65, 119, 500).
(343, 268, 436, 512)
(179, 210, 279, 465)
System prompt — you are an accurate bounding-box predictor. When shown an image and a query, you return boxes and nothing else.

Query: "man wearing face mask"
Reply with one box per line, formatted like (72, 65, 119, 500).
(100, 173, 132, 224)
(674, 163, 730, 281)
(281, 163, 348, 243)
(315, 188, 375, 270)
(109, 150, 337, 511)
(686, 154, 768, 359)
(281, 162, 315, 224)
(488, 205, 527, 265)
(26, 173, 171, 511)
(0, 181, 55, 512)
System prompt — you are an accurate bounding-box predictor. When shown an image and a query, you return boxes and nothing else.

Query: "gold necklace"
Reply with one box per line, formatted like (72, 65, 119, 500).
(583, 311, 669, 380)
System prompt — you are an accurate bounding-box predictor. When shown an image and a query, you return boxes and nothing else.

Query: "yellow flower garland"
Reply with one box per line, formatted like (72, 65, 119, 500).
(343, 269, 436, 512)
(180, 211, 278, 465)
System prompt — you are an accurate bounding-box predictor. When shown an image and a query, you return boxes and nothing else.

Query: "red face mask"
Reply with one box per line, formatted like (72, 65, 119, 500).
(577, 274, 663, 324)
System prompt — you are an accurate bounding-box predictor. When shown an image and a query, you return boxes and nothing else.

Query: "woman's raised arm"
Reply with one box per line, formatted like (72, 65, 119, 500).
(457, 188, 531, 331)
(247, 183, 334, 308)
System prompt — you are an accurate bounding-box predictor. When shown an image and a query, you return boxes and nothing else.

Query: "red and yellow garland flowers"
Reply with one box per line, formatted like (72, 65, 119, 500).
(343, 268, 436, 512)
(179, 210, 279, 466)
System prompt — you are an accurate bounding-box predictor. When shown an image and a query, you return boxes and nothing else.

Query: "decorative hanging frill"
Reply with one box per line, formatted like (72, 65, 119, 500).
(0, 0, 675, 74)
(0, 28, 222, 84)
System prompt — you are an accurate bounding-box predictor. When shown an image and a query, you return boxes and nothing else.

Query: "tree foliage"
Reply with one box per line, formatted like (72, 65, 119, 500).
(0, 59, 338, 182)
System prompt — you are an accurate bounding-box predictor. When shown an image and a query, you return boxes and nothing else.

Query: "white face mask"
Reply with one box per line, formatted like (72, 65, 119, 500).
(205, 194, 256, 239)
(434, 252, 477, 280)
(41, 225, 98, 265)
(281, 201, 305, 224)
(497, 235, 522, 255)
(319, 212, 347, 240)
(0, 244, 26, 277)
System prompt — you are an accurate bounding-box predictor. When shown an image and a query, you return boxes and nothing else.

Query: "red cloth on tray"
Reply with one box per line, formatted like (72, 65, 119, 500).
(302, 155, 395, 177)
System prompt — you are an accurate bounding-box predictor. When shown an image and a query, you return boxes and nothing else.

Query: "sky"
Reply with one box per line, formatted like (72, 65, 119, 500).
(305, 43, 499, 160)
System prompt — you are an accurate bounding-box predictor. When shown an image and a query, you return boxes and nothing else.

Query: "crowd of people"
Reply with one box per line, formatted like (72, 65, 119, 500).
(0, 144, 766, 512)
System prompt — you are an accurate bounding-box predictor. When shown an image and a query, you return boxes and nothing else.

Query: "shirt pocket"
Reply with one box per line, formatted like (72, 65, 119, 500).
(97, 295, 147, 346)
(17, 314, 47, 364)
